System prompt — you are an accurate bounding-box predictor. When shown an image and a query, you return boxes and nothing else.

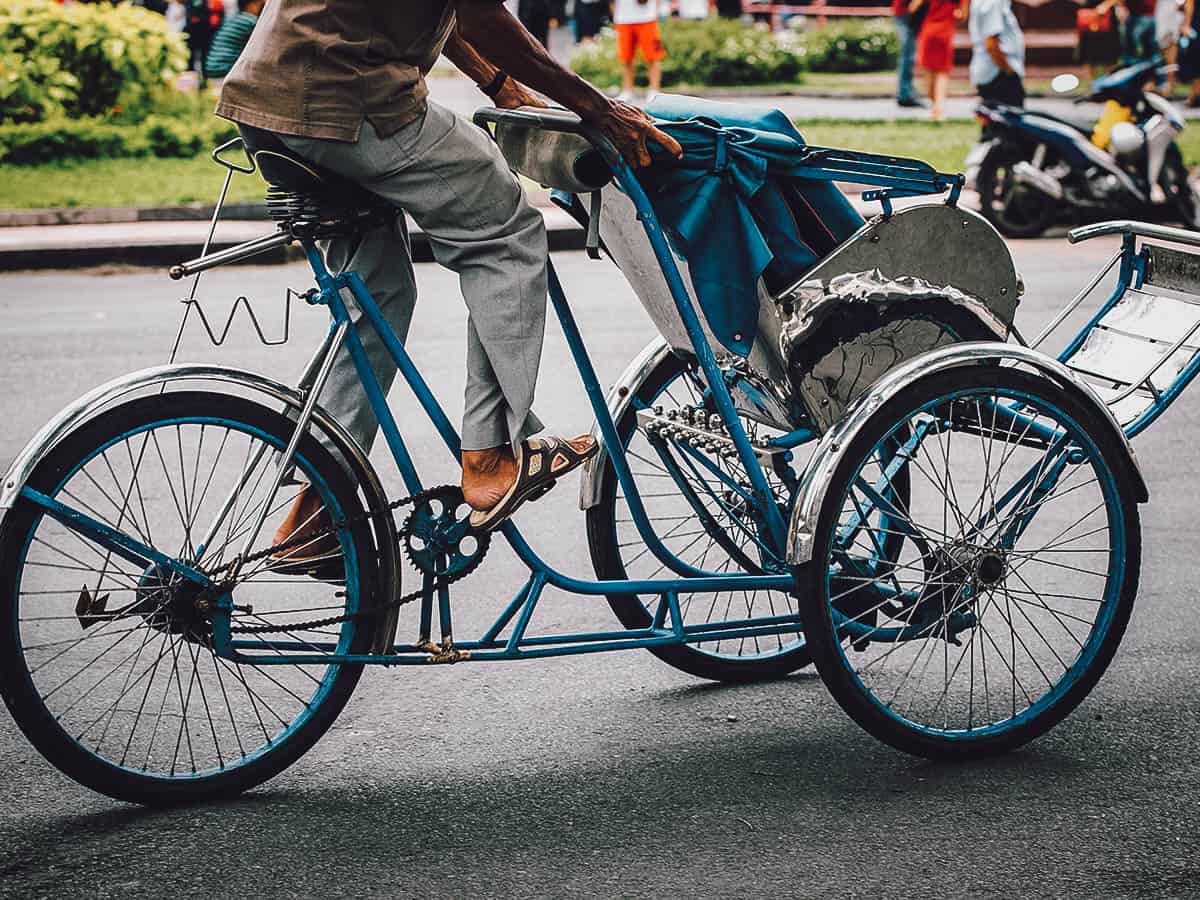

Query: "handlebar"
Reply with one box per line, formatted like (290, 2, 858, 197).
(472, 106, 623, 167)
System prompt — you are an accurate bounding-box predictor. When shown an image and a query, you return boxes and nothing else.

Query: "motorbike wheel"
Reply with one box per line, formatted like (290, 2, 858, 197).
(976, 143, 1059, 239)
(1159, 146, 1200, 230)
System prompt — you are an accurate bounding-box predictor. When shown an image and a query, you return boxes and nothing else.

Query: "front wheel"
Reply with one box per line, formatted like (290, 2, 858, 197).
(976, 142, 1060, 238)
(1159, 145, 1200, 230)
(0, 392, 378, 804)
(795, 366, 1141, 759)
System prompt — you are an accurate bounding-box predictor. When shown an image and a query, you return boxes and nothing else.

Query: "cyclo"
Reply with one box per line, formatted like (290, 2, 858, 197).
(0, 98, 1189, 804)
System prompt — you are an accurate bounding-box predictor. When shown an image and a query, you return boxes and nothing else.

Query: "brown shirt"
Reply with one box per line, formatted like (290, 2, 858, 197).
(216, 1, 458, 142)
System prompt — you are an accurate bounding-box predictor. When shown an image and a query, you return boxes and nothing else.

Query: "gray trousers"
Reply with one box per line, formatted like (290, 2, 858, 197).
(280, 101, 547, 452)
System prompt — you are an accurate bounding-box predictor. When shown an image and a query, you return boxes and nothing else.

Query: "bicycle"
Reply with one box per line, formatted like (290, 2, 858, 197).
(0, 101, 1186, 804)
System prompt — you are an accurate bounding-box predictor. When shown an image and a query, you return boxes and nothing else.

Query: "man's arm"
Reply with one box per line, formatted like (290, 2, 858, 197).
(456, 0, 682, 167)
(984, 34, 1014, 73)
(442, 28, 546, 110)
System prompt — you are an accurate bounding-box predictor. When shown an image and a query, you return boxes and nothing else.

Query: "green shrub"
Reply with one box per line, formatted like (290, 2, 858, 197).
(0, 114, 236, 164)
(790, 18, 898, 73)
(571, 17, 806, 88)
(0, 0, 187, 123)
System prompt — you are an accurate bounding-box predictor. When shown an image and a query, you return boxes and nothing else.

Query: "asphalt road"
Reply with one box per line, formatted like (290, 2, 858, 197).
(0, 240, 1198, 899)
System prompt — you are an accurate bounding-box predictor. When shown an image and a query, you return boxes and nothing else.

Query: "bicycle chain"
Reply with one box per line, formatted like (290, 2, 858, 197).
(204, 484, 479, 636)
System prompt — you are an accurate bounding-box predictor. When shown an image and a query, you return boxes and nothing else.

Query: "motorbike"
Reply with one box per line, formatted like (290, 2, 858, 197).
(968, 59, 1200, 238)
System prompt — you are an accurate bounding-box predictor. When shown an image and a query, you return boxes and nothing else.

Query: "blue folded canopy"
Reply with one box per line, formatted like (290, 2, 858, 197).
(639, 95, 865, 357)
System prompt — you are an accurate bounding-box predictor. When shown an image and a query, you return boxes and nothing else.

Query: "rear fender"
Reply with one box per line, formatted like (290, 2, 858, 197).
(785, 342, 1149, 566)
(579, 337, 675, 511)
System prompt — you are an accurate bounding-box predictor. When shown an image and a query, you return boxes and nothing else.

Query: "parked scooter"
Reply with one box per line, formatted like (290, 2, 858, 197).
(967, 60, 1200, 238)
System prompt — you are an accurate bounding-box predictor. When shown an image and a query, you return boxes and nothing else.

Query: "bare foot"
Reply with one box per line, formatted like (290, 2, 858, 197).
(461, 445, 518, 512)
(461, 435, 596, 512)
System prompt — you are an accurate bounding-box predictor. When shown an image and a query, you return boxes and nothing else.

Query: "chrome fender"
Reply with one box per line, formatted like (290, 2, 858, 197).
(0, 364, 403, 655)
(579, 336, 675, 510)
(785, 342, 1149, 566)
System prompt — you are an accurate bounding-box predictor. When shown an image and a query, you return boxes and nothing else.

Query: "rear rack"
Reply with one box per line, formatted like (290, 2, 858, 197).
(1038, 220, 1200, 438)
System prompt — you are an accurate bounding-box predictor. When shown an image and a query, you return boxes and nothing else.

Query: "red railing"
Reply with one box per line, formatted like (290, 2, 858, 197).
(741, 1, 893, 28)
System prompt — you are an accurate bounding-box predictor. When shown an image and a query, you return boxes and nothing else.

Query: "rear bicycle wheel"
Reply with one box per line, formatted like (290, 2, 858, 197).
(0, 392, 377, 804)
(587, 352, 816, 682)
(796, 366, 1141, 758)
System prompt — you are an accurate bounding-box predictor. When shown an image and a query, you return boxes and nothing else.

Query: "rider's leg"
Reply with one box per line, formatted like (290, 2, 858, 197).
(275, 101, 593, 521)
(271, 218, 419, 560)
(319, 217, 419, 454)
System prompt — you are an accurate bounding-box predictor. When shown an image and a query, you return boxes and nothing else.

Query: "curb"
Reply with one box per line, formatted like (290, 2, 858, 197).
(0, 203, 270, 229)
(0, 192, 559, 229)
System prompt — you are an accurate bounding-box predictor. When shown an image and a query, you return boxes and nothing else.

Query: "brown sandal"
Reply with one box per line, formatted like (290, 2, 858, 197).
(467, 435, 599, 532)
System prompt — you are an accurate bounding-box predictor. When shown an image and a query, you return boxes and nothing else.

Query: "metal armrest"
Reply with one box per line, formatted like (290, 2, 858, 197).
(1068, 219, 1200, 247)
(169, 230, 294, 280)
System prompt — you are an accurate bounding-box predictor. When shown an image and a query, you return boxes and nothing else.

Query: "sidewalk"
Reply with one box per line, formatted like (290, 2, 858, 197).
(0, 206, 587, 271)
(0, 190, 970, 272)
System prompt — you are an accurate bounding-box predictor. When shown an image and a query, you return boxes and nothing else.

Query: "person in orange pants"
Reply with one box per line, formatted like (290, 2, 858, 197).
(614, 0, 666, 101)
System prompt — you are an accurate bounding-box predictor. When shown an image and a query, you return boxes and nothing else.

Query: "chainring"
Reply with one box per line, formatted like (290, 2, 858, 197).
(401, 485, 490, 580)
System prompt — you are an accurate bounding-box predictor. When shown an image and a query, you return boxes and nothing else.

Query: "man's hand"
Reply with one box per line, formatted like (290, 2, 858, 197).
(455, 1, 682, 167)
(493, 78, 547, 110)
(585, 99, 682, 168)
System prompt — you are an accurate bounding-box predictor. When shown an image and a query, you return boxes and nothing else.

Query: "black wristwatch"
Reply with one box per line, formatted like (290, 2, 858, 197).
(481, 71, 509, 100)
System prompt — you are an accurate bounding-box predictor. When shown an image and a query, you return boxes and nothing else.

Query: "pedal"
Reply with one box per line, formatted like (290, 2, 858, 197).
(635, 406, 785, 462)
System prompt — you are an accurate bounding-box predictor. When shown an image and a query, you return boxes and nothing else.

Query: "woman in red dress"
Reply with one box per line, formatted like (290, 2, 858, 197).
(912, 0, 967, 119)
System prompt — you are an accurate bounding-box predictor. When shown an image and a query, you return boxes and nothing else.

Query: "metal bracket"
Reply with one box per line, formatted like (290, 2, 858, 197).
(181, 287, 310, 347)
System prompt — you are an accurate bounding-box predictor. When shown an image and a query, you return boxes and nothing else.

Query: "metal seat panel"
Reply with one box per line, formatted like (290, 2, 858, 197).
(1066, 326, 1195, 393)
(1099, 289, 1200, 346)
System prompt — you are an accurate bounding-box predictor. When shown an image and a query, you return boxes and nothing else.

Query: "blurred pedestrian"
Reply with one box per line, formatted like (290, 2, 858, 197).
(913, 0, 965, 119)
(614, 0, 666, 101)
(184, 0, 215, 85)
(716, 0, 742, 17)
(679, 0, 711, 18)
(1097, 0, 1159, 65)
(518, 0, 565, 49)
(894, 0, 928, 107)
(1179, 0, 1200, 102)
(165, 0, 186, 31)
(574, 0, 607, 43)
(1077, 0, 1122, 74)
(204, 0, 264, 79)
(970, 0, 1025, 105)
(1157, 0, 1185, 88)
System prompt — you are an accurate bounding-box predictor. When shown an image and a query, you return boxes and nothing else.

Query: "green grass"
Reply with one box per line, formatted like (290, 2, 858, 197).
(0, 155, 265, 210)
(798, 119, 981, 172)
(3, 119, 1200, 211)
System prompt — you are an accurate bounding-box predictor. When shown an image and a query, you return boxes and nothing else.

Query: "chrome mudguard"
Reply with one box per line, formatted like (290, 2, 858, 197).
(785, 342, 1149, 566)
(579, 336, 675, 510)
(0, 364, 403, 655)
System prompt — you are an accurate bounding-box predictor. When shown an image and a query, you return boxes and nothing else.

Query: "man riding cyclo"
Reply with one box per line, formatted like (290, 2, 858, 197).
(214, 0, 683, 568)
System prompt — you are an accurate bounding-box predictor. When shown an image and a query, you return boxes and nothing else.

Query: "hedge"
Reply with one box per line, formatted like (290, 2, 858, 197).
(792, 18, 898, 74)
(569, 16, 899, 88)
(0, 114, 237, 164)
(571, 17, 806, 88)
(0, 0, 187, 123)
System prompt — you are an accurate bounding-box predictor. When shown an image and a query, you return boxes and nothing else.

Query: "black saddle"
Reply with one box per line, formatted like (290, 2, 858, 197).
(238, 124, 397, 238)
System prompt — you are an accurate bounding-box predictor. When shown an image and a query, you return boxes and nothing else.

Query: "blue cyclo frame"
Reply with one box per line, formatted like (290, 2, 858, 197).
(17, 109, 969, 667)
